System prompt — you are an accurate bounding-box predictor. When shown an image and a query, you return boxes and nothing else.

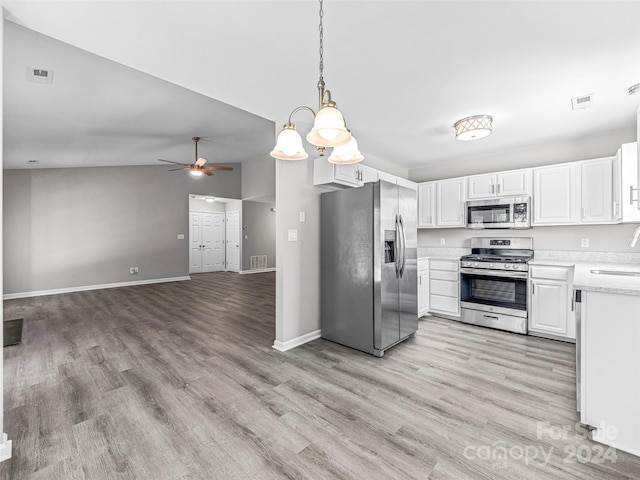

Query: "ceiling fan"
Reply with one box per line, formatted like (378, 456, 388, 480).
(158, 137, 234, 177)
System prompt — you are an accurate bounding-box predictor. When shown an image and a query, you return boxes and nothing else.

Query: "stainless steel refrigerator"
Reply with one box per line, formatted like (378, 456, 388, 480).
(320, 180, 418, 357)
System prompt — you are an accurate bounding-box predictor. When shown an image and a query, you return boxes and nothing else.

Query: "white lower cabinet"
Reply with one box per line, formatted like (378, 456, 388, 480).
(581, 290, 640, 456)
(528, 264, 575, 340)
(418, 258, 430, 317)
(428, 259, 460, 318)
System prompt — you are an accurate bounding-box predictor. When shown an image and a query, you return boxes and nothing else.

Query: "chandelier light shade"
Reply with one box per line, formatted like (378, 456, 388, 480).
(327, 136, 364, 164)
(454, 115, 493, 141)
(306, 102, 351, 147)
(269, 0, 362, 164)
(270, 124, 309, 160)
(629, 83, 640, 96)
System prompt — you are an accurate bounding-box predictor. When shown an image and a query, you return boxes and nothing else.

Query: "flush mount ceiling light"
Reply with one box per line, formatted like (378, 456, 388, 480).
(270, 0, 363, 164)
(629, 83, 640, 96)
(454, 115, 493, 141)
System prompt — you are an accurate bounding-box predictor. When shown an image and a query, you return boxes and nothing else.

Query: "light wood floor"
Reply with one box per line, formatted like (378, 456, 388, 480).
(2, 272, 640, 479)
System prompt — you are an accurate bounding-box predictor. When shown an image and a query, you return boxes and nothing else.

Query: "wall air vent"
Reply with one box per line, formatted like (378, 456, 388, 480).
(26, 67, 54, 84)
(571, 93, 594, 110)
(26, 160, 39, 166)
(250, 255, 267, 270)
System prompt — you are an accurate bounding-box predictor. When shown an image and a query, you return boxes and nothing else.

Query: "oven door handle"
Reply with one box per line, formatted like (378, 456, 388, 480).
(460, 268, 528, 279)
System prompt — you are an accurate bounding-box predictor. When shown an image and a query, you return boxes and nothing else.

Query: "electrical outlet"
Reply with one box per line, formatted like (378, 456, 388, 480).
(581, 238, 590, 248)
(440, 238, 446, 246)
(288, 229, 298, 242)
(130, 267, 139, 275)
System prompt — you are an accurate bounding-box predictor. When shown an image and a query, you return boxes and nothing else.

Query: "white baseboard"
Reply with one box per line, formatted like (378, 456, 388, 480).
(0, 434, 12, 462)
(3, 276, 191, 300)
(272, 329, 321, 352)
(240, 268, 276, 275)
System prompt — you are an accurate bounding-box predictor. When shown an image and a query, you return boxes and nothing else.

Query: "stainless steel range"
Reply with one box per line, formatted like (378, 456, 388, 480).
(460, 237, 533, 334)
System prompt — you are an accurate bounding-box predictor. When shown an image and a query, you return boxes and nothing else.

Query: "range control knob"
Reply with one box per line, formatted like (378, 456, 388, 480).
(489, 263, 494, 268)
(504, 264, 511, 269)
(474, 262, 479, 267)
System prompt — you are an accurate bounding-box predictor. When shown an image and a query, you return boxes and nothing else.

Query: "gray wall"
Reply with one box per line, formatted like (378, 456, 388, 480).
(241, 201, 276, 270)
(242, 155, 276, 203)
(4, 164, 241, 294)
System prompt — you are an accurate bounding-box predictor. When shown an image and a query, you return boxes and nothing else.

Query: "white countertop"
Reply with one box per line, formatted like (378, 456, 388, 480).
(573, 263, 640, 296)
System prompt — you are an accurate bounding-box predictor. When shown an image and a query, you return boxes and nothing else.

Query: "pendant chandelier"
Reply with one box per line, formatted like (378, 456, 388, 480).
(270, 0, 363, 164)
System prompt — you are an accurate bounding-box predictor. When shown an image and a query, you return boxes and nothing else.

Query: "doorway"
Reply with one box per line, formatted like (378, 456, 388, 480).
(189, 211, 225, 273)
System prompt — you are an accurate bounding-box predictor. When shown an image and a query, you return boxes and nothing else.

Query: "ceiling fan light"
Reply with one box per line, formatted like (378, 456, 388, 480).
(270, 125, 309, 160)
(306, 104, 351, 147)
(454, 115, 493, 141)
(190, 167, 203, 177)
(327, 136, 364, 164)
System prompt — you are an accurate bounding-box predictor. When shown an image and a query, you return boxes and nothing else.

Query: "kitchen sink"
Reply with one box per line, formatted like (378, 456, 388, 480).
(590, 269, 640, 277)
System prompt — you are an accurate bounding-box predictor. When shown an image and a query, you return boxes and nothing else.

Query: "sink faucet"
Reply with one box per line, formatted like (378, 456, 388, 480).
(630, 225, 640, 248)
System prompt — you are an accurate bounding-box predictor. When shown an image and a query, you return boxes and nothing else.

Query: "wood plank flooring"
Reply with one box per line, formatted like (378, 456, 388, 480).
(2, 272, 640, 479)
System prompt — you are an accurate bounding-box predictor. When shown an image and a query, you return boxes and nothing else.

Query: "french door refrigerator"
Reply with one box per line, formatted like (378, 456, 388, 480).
(320, 180, 418, 357)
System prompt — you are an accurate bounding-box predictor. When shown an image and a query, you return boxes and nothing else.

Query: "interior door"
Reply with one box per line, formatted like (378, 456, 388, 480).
(201, 213, 225, 272)
(225, 211, 240, 272)
(189, 212, 203, 273)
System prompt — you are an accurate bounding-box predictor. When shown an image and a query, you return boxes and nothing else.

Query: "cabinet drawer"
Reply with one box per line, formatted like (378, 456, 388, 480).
(430, 294, 459, 314)
(429, 259, 459, 272)
(530, 265, 570, 281)
(430, 279, 459, 297)
(430, 270, 458, 282)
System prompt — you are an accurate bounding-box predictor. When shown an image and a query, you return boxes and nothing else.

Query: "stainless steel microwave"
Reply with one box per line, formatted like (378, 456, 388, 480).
(466, 196, 531, 229)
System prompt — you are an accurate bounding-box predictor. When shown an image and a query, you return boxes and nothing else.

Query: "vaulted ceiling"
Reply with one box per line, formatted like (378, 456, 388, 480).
(4, 1, 640, 171)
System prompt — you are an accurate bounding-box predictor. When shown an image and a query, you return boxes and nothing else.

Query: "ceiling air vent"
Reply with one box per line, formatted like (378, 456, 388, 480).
(571, 93, 595, 110)
(26, 67, 54, 85)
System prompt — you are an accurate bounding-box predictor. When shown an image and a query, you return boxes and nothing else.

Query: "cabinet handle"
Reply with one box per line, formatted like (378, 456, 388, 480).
(532, 283, 535, 295)
(571, 294, 575, 312)
(581, 207, 586, 219)
(497, 183, 501, 195)
(491, 184, 495, 194)
(631, 186, 639, 205)
(419, 275, 422, 286)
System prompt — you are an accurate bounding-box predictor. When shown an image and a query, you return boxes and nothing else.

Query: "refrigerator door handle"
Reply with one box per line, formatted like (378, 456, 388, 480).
(399, 214, 407, 277)
(395, 215, 401, 278)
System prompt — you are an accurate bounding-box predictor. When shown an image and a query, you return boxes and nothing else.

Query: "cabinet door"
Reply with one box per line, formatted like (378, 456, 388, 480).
(418, 269, 430, 316)
(436, 178, 466, 227)
(359, 165, 379, 184)
(581, 157, 615, 224)
(334, 164, 362, 187)
(529, 279, 570, 337)
(619, 142, 640, 222)
(467, 174, 496, 199)
(418, 182, 436, 227)
(533, 164, 580, 225)
(498, 169, 531, 196)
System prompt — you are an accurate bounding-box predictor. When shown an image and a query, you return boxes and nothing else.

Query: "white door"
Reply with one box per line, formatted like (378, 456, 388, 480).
(226, 211, 240, 272)
(498, 169, 531, 197)
(333, 164, 362, 187)
(201, 213, 225, 272)
(190, 212, 203, 273)
(581, 157, 615, 224)
(529, 279, 569, 337)
(467, 174, 496, 199)
(358, 165, 379, 184)
(532, 164, 580, 225)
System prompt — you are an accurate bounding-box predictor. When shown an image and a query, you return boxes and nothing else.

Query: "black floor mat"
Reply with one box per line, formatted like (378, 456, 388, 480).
(4, 318, 23, 347)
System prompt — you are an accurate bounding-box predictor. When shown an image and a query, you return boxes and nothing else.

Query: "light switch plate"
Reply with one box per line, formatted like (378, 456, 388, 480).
(288, 229, 298, 242)
(299, 211, 306, 223)
(581, 238, 590, 248)
(177, 234, 185, 240)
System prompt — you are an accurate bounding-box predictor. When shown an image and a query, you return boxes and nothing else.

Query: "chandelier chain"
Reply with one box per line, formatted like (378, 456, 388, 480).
(318, 0, 324, 81)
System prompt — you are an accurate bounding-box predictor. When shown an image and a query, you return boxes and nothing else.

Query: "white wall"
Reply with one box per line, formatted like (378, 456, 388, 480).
(3, 164, 241, 295)
(409, 128, 636, 182)
(188, 196, 226, 213)
(419, 224, 640, 252)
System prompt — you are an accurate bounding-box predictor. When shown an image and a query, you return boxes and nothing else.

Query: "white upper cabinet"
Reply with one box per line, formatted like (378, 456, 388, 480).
(467, 169, 531, 199)
(436, 178, 466, 227)
(580, 157, 616, 224)
(533, 163, 580, 225)
(618, 142, 640, 222)
(418, 182, 436, 227)
(358, 164, 379, 184)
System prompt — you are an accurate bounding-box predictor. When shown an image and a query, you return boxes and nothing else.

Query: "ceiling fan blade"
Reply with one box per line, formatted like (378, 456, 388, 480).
(168, 167, 189, 171)
(195, 157, 207, 167)
(158, 159, 190, 166)
(202, 170, 214, 176)
(203, 166, 234, 171)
